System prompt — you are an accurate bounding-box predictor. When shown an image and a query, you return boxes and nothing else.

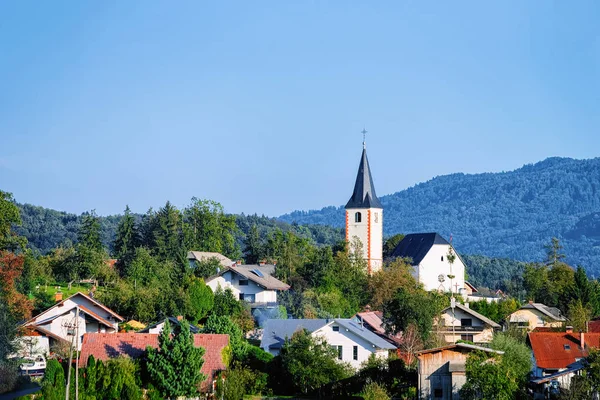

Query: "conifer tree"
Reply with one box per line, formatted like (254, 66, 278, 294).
(146, 319, 206, 398)
(113, 205, 139, 273)
(41, 359, 66, 400)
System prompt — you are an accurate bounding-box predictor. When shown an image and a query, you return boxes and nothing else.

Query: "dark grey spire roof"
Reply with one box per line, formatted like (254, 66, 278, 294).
(345, 148, 382, 209)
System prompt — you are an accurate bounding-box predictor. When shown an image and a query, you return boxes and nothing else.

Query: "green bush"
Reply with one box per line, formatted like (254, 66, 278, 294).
(361, 382, 390, 400)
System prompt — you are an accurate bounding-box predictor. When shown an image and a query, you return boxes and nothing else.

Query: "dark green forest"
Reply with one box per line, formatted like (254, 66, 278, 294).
(280, 157, 600, 276)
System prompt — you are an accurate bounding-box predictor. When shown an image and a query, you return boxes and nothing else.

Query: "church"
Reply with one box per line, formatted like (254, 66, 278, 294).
(345, 137, 466, 294)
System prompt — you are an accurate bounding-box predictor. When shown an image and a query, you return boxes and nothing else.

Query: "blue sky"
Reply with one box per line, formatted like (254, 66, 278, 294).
(1, 1, 599, 217)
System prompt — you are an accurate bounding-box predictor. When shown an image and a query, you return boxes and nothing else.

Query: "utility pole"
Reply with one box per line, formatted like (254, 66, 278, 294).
(75, 306, 79, 400)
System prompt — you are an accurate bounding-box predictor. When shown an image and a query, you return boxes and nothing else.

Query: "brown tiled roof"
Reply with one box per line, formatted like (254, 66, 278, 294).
(79, 333, 229, 391)
(589, 320, 600, 333)
(78, 305, 116, 328)
(528, 331, 600, 369)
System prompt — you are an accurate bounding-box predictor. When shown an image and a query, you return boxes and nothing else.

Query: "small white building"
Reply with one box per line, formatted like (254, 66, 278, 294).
(437, 303, 501, 344)
(139, 316, 201, 334)
(18, 292, 123, 355)
(260, 318, 396, 370)
(205, 264, 289, 307)
(390, 233, 466, 294)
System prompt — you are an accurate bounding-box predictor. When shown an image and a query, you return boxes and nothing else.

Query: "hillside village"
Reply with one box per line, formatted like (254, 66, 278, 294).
(3, 142, 600, 400)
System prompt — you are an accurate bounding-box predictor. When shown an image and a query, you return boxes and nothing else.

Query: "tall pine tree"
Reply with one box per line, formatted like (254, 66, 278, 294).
(113, 205, 139, 275)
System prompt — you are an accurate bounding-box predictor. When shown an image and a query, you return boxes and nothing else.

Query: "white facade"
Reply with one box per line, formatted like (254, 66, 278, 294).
(21, 293, 121, 353)
(206, 271, 278, 304)
(313, 321, 389, 369)
(413, 244, 466, 294)
(346, 208, 383, 274)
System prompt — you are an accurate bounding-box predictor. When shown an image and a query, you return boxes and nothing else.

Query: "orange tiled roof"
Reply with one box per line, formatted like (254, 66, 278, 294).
(589, 320, 600, 333)
(79, 333, 229, 391)
(529, 331, 600, 369)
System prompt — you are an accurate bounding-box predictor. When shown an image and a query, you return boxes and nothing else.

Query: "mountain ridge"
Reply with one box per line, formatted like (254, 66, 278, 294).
(279, 156, 600, 275)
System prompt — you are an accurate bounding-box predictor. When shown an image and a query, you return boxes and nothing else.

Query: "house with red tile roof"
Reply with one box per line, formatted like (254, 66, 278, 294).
(528, 328, 600, 391)
(80, 332, 229, 392)
(16, 292, 124, 357)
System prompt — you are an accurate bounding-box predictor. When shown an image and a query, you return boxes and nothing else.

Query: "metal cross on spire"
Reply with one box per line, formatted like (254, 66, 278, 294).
(361, 128, 367, 149)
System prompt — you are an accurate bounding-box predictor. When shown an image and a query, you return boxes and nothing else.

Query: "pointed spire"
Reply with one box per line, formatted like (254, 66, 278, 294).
(345, 143, 382, 209)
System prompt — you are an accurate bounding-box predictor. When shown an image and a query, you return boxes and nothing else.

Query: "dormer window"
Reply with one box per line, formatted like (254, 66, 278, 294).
(355, 212, 362, 223)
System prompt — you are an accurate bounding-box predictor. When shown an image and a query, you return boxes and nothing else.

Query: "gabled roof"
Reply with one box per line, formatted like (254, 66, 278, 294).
(187, 251, 233, 269)
(261, 319, 330, 350)
(528, 331, 600, 369)
(390, 233, 450, 265)
(520, 302, 566, 321)
(22, 325, 69, 344)
(331, 319, 397, 350)
(79, 333, 229, 391)
(416, 342, 504, 356)
(354, 311, 402, 345)
(138, 317, 200, 333)
(23, 292, 124, 326)
(442, 304, 501, 329)
(260, 318, 397, 351)
(208, 265, 290, 291)
(345, 147, 382, 209)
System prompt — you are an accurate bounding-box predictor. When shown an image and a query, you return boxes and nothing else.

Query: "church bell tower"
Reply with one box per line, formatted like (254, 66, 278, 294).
(345, 131, 383, 274)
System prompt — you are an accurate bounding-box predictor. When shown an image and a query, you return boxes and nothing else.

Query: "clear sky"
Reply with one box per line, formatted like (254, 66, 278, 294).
(1, 1, 599, 217)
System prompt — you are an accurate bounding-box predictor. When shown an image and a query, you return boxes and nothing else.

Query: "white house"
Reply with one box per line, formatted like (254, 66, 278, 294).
(260, 318, 396, 369)
(390, 233, 466, 294)
(139, 316, 201, 334)
(18, 292, 123, 355)
(437, 303, 501, 344)
(205, 264, 289, 307)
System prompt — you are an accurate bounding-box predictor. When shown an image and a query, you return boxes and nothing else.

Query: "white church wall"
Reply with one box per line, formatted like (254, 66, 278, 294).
(416, 244, 465, 293)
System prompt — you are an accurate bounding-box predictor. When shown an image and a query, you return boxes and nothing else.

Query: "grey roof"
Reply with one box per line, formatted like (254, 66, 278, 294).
(260, 318, 397, 351)
(261, 319, 330, 350)
(345, 148, 382, 209)
(208, 265, 290, 291)
(522, 303, 566, 321)
(417, 342, 504, 355)
(390, 233, 449, 264)
(334, 319, 397, 349)
(443, 304, 501, 329)
(187, 251, 233, 269)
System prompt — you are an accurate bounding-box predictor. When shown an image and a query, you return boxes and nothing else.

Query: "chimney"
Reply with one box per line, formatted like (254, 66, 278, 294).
(177, 315, 183, 321)
(236, 260, 242, 266)
(528, 300, 534, 304)
(464, 302, 470, 309)
(566, 326, 574, 333)
(581, 331, 585, 349)
(55, 292, 63, 302)
(259, 260, 266, 266)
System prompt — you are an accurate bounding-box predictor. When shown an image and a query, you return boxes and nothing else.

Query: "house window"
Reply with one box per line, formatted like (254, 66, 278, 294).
(332, 326, 339, 332)
(441, 256, 444, 261)
(239, 279, 249, 286)
(564, 344, 571, 350)
(461, 334, 474, 342)
(434, 388, 443, 398)
(239, 293, 244, 301)
(353, 346, 358, 360)
(337, 345, 343, 360)
(355, 212, 362, 223)
(461, 318, 472, 327)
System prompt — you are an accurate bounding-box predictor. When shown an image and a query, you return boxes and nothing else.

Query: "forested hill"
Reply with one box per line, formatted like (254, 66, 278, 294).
(13, 203, 344, 255)
(280, 157, 600, 276)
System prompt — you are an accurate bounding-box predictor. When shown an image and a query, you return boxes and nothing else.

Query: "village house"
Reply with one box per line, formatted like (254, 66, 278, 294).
(416, 343, 504, 400)
(79, 332, 229, 392)
(507, 301, 566, 331)
(528, 328, 600, 395)
(17, 292, 123, 355)
(260, 318, 396, 369)
(437, 303, 501, 344)
(390, 233, 466, 294)
(205, 263, 289, 308)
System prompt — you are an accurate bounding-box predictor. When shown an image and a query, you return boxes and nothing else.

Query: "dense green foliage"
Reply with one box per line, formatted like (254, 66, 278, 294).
(41, 359, 66, 400)
(146, 319, 206, 398)
(460, 334, 532, 400)
(281, 157, 600, 275)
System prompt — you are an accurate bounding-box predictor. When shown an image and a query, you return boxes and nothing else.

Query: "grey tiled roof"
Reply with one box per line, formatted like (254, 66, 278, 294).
(522, 303, 566, 321)
(260, 318, 397, 351)
(345, 148, 382, 209)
